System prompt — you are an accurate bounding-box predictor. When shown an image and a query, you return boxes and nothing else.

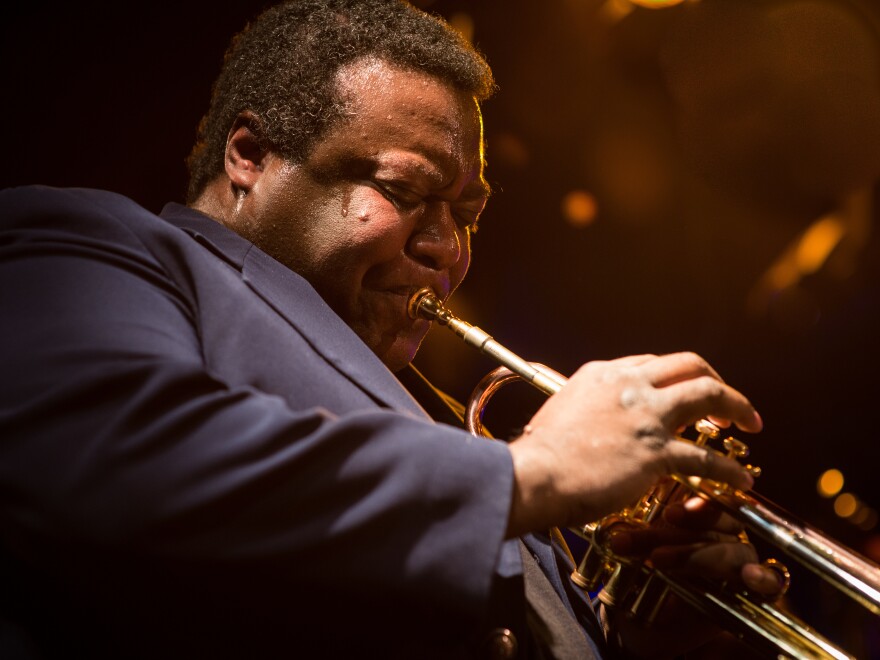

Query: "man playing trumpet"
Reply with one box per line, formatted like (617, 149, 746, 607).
(0, 1, 782, 657)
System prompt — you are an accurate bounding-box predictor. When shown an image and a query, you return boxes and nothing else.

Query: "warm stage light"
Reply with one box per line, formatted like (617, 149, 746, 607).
(795, 217, 845, 276)
(817, 468, 844, 498)
(748, 187, 871, 319)
(851, 506, 872, 526)
(858, 510, 878, 532)
(448, 12, 474, 44)
(562, 190, 598, 227)
(598, 0, 693, 25)
(628, 0, 689, 7)
(834, 492, 859, 518)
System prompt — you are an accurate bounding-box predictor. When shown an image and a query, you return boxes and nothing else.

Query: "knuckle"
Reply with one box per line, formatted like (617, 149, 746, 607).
(607, 363, 640, 383)
(619, 387, 638, 408)
(700, 448, 715, 475)
(579, 360, 605, 377)
(635, 424, 667, 450)
(740, 542, 760, 564)
(697, 377, 726, 402)
(659, 449, 681, 477)
(680, 351, 707, 371)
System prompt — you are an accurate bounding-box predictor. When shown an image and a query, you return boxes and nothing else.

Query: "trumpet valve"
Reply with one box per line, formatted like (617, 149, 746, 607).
(571, 546, 608, 591)
(695, 419, 721, 446)
(597, 563, 642, 609)
(723, 436, 750, 459)
(571, 522, 612, 590)
(721, 437, 762, 479)
(570, 517, 632, 591)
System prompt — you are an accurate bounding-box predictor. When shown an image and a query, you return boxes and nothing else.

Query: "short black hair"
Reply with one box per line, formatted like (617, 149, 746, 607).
(185, 0, 496, 202)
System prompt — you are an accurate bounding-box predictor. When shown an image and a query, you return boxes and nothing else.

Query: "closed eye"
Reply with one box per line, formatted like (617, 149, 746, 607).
(371, 177, 486, 234)
(373, 181, 424, 213)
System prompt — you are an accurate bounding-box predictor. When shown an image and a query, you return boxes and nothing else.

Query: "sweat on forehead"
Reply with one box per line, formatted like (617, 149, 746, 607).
(335, 58, 478, 115)
(329, 58, 486, 168)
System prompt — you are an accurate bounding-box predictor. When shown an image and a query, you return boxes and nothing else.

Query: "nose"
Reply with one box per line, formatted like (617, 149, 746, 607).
(408, 202, 465, 271)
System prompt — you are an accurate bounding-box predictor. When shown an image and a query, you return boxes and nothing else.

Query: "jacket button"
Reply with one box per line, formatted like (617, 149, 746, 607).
(483, 627, 518, 659)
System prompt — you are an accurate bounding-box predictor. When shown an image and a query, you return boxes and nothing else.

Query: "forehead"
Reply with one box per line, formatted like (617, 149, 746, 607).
(314, 58, 485, 175)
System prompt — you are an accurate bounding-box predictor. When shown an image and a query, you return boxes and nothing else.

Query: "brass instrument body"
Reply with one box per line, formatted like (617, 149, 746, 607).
(408, 288, 880, 660)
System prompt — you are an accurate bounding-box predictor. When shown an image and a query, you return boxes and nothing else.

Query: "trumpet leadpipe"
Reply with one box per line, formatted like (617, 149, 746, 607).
(408, 287, 566, 395)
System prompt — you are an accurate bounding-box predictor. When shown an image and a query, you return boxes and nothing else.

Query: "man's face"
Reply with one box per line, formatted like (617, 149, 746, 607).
(246, 58, 488, 372)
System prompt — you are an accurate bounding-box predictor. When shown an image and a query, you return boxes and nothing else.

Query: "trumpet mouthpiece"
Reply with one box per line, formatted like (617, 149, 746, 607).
(407, 288, 441, 321)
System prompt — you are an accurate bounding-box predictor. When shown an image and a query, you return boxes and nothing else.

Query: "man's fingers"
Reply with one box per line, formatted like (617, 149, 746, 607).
(651, 539, 759, 579)
(637, 352, 724, 387)
(607, 354, 658, 368)
(663, 440, 755, 491)
(656, 378, 763, 435)
(649, 543, 785, 600)
(609, 527, 739, 557)
(663, 497, 744, 534)
(742, 563, 787, 597)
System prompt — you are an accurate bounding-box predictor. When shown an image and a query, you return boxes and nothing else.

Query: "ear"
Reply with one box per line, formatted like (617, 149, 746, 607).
(225, 111, 270, 194)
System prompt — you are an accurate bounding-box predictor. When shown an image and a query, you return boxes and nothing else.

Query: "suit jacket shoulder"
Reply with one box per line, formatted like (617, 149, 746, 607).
(0, 185, 518, 658)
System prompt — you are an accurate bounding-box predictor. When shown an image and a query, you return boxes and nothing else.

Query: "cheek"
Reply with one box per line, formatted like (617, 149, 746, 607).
(299, 194, 403, 269)
(345, 194, 410, 254)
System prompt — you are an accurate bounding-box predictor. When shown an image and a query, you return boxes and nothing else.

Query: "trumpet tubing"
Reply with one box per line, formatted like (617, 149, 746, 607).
(408, 288, 880, 660)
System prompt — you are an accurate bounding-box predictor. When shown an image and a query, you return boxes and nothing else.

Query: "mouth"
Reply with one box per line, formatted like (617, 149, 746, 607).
(406, 286, 445, 322)
(380, 285, 448, 324)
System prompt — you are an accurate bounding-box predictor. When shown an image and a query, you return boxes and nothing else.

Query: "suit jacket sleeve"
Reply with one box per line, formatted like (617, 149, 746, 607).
(0, 186, 521, 657)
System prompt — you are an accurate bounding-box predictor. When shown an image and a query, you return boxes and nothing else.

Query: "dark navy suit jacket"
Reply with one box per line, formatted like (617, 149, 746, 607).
(0, 187, 602, 658)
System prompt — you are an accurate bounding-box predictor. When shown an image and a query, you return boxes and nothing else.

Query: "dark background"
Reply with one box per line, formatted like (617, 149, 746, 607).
(3, 0, 879, 655)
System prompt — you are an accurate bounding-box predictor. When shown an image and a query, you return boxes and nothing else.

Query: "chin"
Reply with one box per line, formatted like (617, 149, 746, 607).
(375, 329, 427, 373)
(379, 342, 420, 373)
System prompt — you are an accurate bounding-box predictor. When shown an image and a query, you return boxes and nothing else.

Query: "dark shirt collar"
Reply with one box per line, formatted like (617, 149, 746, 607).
(159, 202, 251, 269)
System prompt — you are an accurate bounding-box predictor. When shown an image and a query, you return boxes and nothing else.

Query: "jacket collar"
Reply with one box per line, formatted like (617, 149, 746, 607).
(159, 203, 430, 419)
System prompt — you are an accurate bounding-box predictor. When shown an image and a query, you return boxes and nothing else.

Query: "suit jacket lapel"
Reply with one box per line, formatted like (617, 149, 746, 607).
(160, 203, 430, 419)
(242, 248, 430, 417)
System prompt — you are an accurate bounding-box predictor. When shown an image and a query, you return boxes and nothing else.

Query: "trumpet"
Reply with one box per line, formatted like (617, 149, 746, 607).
(408, 287, 880, 660)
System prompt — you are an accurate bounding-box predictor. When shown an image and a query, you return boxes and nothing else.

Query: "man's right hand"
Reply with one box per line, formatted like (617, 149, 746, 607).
(505, 352, 762, 537)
